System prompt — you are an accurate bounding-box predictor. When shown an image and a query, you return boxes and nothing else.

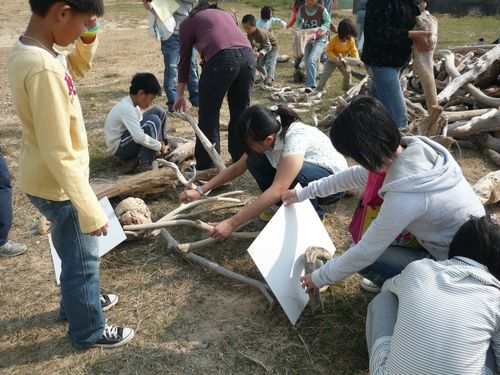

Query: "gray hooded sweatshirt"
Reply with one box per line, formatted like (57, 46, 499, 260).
(296, 136, 485, 288)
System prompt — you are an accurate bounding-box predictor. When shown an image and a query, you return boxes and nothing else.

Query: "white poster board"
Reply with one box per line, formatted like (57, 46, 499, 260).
(49, 197, 127, 285)
(150, 0, 179, 22)
(247, 186, 336, 325)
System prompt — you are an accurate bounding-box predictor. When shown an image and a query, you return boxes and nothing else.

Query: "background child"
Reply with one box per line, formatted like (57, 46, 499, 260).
(242, 14, 279, 87)
(179, 105, 347, 241)
(366, 215, 500, 374)
(256, 6, 287, 31)
(8, 0, 134, 348)
(316, 18, 359, 92)
(105, 72, 168, 173)
(294, 0, 331, 91)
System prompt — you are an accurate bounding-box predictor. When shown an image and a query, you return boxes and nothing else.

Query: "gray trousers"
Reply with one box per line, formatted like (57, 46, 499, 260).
(316, 60, 352, 92)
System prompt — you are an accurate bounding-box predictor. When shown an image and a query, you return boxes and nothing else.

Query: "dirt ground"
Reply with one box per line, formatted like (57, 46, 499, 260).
(0, 1, 498, 374)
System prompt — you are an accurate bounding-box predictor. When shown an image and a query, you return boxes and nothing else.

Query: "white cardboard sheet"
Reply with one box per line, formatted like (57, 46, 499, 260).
(49, 197, 126, 285)
(150, 0, 179, 22)
(247, 185, 336, 325)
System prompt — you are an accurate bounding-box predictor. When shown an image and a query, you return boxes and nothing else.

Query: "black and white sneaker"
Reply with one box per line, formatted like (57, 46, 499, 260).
(100, 294, 118, 312)
(95, 324, 135, 348)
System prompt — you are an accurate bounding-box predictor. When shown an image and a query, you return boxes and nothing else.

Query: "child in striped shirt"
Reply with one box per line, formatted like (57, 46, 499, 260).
(367, 215, 500, 374)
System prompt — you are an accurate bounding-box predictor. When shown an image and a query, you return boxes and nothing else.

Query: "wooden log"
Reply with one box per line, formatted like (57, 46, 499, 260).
(412, 12, 439, 115)
(444, 109, 491, 122)
(442, 45, 496, 54)
(473, 59, 500, 88)
(165, 140, 194, 165)
(92, 168, 177, 200)
(484, 149, 500, 167)
(448, 109, 500, 136)
(437, 47, 500, 107)
(473, 171, 500, 205)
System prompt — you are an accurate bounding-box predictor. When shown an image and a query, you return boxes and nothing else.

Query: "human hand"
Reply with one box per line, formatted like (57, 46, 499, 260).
(173, 97, 186, 112)
(159, 142, 171, 156)
(409, 30, 432, 52)
(142, 0, 152, 11)
(87, 223, 108, 236)
(179, 189, 202, 203)
(334, 57, 342, 67)
(209, 219, 236, 241)
(300, 273, 318, 294)
(282, 189, 298, 206)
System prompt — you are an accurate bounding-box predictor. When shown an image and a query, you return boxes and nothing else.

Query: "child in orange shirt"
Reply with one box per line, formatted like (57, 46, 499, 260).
(316, 18, 359, 92)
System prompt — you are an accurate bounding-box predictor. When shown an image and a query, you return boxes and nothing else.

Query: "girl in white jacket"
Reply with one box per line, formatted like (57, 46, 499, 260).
(282, 96, 485, 293)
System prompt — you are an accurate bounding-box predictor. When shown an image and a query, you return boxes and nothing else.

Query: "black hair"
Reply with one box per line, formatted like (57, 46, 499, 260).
(329, 96, 401, 172)
(449, 215, 500, 280)
(189, 0, 218, 17)
(30, 0, 104, 17)
(239, 105, 300, 155)
(337, 18, 358, 40)
(242, 14, 256, 26)
(129, 73, 162, 96)
(419, 0, 429, 10)
(260, 6, 273, 20)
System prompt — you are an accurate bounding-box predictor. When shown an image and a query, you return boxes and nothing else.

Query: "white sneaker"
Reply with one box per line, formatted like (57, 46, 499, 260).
(100, 294, 118, 311)
(0, 241, 27, 257)
(95, 324, 135, 348)
(360, 278, 381, 293)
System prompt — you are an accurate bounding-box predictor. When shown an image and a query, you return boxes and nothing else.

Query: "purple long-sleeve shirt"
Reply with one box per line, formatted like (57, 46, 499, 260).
(178, 8, 251, 83)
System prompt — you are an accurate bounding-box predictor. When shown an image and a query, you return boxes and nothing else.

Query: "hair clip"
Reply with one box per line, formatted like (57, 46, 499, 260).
(269, 104, 278, 113)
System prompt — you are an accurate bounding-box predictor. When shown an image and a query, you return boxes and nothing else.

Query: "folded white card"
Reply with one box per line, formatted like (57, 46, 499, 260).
(247, 185, 336, 325)
(49, 197, 126, 285)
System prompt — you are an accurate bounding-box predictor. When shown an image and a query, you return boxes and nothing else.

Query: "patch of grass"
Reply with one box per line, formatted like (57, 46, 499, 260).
(436, 15, 500, 48)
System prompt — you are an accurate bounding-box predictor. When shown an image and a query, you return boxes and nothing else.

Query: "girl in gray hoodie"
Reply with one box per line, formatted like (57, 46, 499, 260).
(282, 96, 485, 293)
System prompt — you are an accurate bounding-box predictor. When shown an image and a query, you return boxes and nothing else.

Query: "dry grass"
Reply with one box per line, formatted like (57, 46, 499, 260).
(1, 1, 498, 374)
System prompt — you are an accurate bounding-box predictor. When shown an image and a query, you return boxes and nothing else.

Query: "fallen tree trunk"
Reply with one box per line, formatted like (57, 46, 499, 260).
(444, 108, 492, 122)
(92, 168, 177, 199)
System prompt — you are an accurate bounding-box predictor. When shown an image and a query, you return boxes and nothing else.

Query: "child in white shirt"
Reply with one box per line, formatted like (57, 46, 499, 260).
(105, 73, 168, 172)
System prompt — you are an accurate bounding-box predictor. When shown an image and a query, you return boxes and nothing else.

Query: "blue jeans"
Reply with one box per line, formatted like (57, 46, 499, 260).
(28, 195, 104, 349)
(0, 150, 12, 246)
(161, 34, 199, 111)
(114, 106, 167, 164)
(366, 65, 408, 128)
(246, 154, 344, 219)
(197, 47, 255, 169)
(257, 48, 278, 80)
(303, 38, 327, 87)
(359, 246, 433, 287)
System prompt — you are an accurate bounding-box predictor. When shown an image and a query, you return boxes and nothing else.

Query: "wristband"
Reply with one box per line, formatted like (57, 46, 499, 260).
(195, 186, 205, 196)
(81, 23, 101, 37)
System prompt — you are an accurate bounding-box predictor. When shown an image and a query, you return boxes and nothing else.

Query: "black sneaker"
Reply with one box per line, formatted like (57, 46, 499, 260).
(95, 324, 135, 348)
(100, 294, 118, 312)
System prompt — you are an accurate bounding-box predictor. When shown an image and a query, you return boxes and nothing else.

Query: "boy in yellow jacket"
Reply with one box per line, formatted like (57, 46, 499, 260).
(316, 18, 359, 92)
(8, 0, 134, 349)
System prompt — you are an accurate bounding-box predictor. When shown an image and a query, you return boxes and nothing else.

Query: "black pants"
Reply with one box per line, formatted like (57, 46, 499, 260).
(196, 47, 255, 169)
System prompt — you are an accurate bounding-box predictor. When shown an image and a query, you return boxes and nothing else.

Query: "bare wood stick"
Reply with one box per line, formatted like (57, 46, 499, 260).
(343, 57, 364, 68)
(444, 108, 492, 122)
(160, 229, 275, 309)
(169, 112, 226, 172)
(442, 44, 496, 54)
(172, 203, 245, 220)
(156, 158, 197, 189)
(455, 51, 475, 73)
(156, 191, 244, 223)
